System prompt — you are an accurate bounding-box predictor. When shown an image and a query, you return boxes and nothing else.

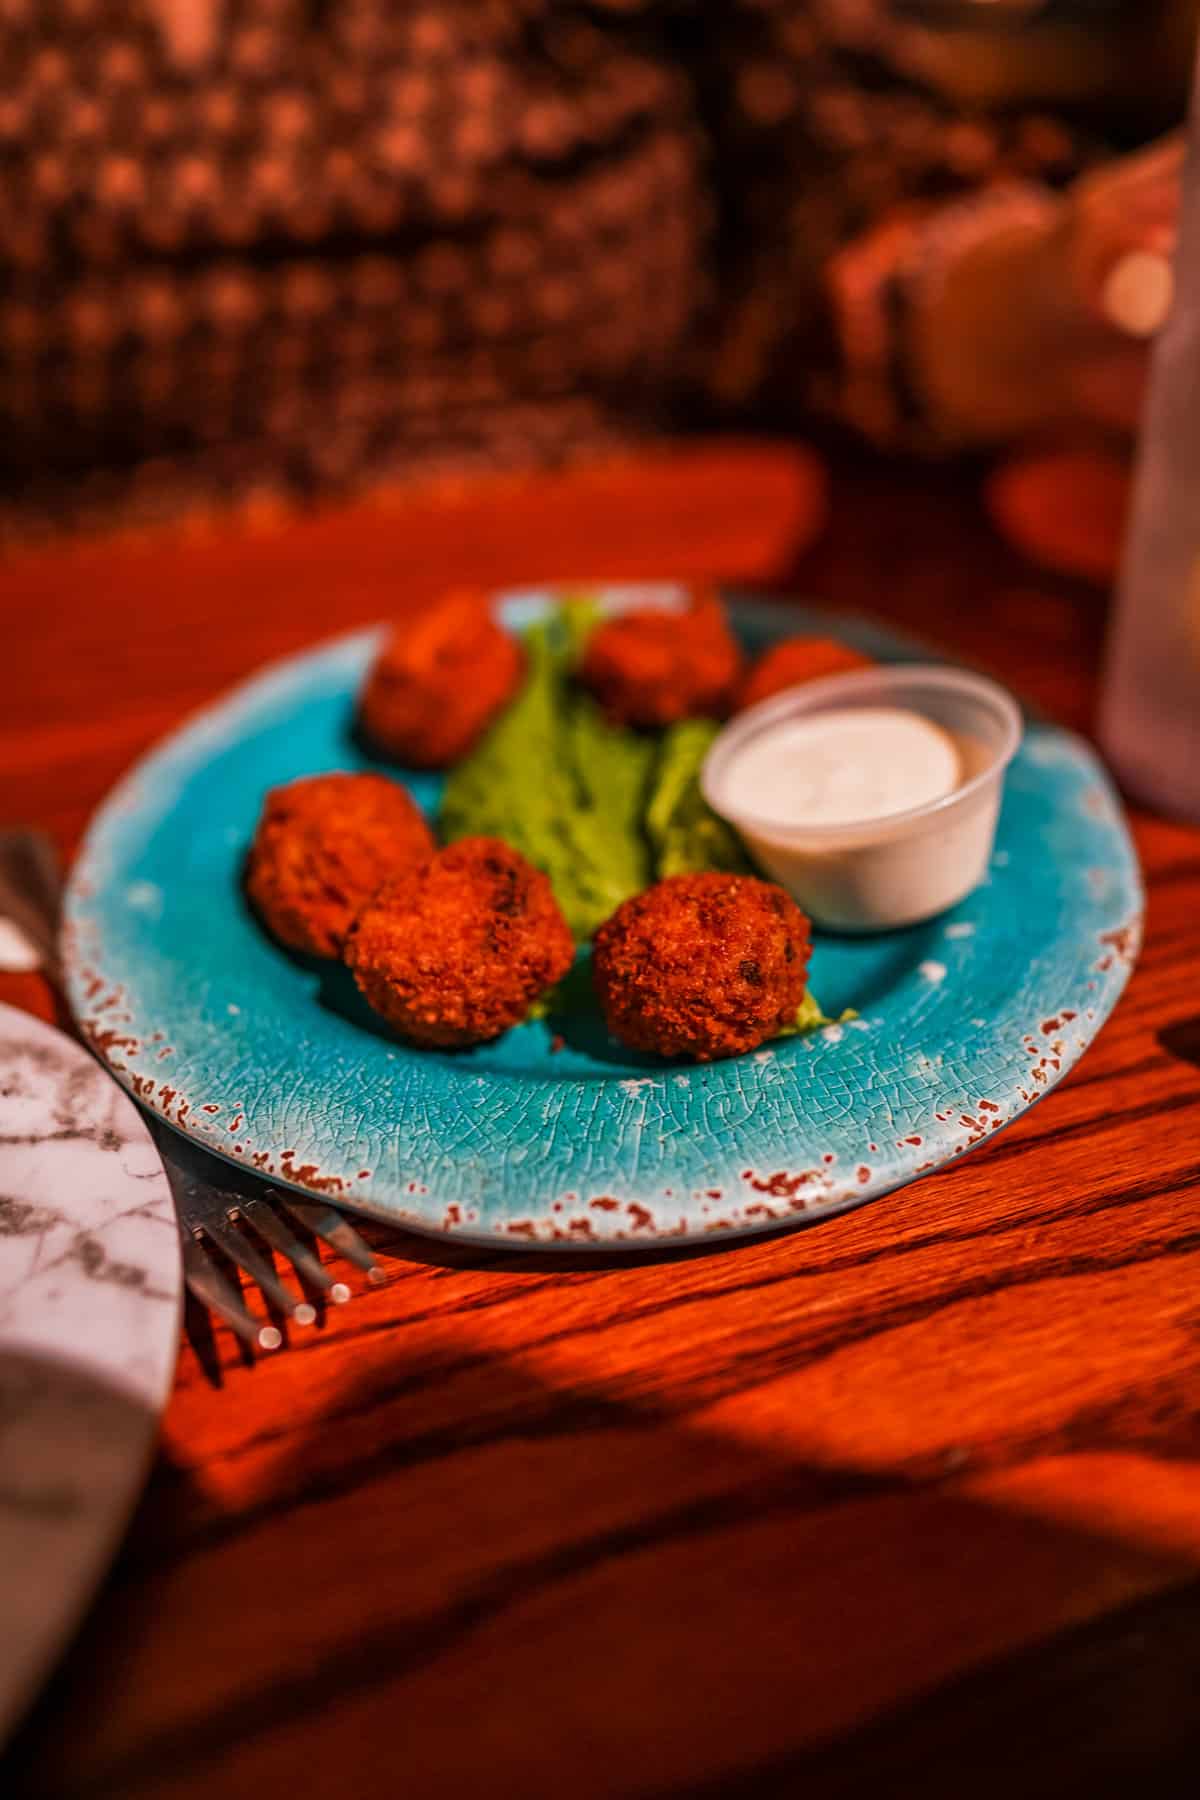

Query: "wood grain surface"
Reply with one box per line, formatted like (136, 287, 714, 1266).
(2, 440, 1199, 1799)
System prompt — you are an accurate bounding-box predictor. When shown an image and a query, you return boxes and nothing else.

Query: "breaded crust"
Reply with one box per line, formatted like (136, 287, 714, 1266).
(345, 836, 575, 1047)
(593, 872, 810, 1061)
(359, 589, 524, 769)
(246, 771, 435, 959)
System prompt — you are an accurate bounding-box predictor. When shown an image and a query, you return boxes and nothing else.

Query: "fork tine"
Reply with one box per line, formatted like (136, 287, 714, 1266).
(181, 1233, 282, 1352)
(201, 1212, 317, 1326)
(277, 1195, 386, 1282)
(240, 1196, 351, 1304)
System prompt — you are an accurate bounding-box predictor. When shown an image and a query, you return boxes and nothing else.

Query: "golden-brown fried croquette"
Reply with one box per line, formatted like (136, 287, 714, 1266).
(736, 637, 874, 714)
(592, 872, 810, 1062)
(359, 589, 524, 769)
(246, 771, 434, 959)
(344, 836, 574, 1048)
(579, 587, 742, 729)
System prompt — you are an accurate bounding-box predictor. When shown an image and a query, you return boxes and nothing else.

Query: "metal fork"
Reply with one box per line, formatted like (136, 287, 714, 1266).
(1, 826, 385, 1352)
(166, 1142, 385, 1352)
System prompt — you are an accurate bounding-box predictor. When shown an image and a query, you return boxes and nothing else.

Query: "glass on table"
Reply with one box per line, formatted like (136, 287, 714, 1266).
(1099, 41, 1200, 822)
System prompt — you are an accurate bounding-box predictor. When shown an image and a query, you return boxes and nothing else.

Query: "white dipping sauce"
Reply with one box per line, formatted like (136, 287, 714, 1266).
(722, 706, 961, 830)
(703, 681, 1016, 932)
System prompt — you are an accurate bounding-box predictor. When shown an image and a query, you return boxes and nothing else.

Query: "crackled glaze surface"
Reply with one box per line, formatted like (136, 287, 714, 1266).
(61, 595, 1142, 1248)
(0, 1004, 180, 1742)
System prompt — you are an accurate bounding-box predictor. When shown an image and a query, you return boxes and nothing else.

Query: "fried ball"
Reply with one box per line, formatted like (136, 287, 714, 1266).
(246, 771, 435, 960)
(593, 872, 810, 1062)
(344, 836, 574, 1048)
(736, 637, 874, 714)
(359, 589, 524, 769)
(579, 587, 742, 728)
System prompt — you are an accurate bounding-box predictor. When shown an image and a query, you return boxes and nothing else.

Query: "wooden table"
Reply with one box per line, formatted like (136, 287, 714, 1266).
(3, 442, 1200, 1798)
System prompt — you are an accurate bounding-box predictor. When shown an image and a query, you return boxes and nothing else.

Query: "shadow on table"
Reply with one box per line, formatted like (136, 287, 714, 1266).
(5, 1303, 1200, 1800)
(1158, 1013, 1200, 1071)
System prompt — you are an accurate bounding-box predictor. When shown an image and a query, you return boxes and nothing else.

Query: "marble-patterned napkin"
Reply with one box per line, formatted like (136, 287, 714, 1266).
(0, 1004, 181, 1744)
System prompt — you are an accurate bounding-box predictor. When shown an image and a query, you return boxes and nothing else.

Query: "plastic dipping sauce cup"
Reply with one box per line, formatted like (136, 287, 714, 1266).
(701, 664, 1022, 932)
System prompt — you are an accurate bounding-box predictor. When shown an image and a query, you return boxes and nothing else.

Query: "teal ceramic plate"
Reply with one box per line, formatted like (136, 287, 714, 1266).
(63, 592, 1143, 1249)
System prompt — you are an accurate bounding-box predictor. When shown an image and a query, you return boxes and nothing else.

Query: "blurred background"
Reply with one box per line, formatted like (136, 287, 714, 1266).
(0, 0, 1194, 553)
(5, 16, 1200, 1792)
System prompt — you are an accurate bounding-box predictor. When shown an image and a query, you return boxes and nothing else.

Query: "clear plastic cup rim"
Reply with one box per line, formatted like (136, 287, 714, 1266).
(701, 663, 1023, 846)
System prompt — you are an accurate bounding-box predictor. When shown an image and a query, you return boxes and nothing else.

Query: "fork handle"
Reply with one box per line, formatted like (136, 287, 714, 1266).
(0, 829, 64, 978)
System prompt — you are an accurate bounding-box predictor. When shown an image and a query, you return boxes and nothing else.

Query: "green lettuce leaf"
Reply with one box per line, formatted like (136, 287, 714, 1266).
(439, 608, 654, 941)
(440, 602, 842, 1041)
(645, 718, 754, 879)
(776, 993, 858, 1037)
